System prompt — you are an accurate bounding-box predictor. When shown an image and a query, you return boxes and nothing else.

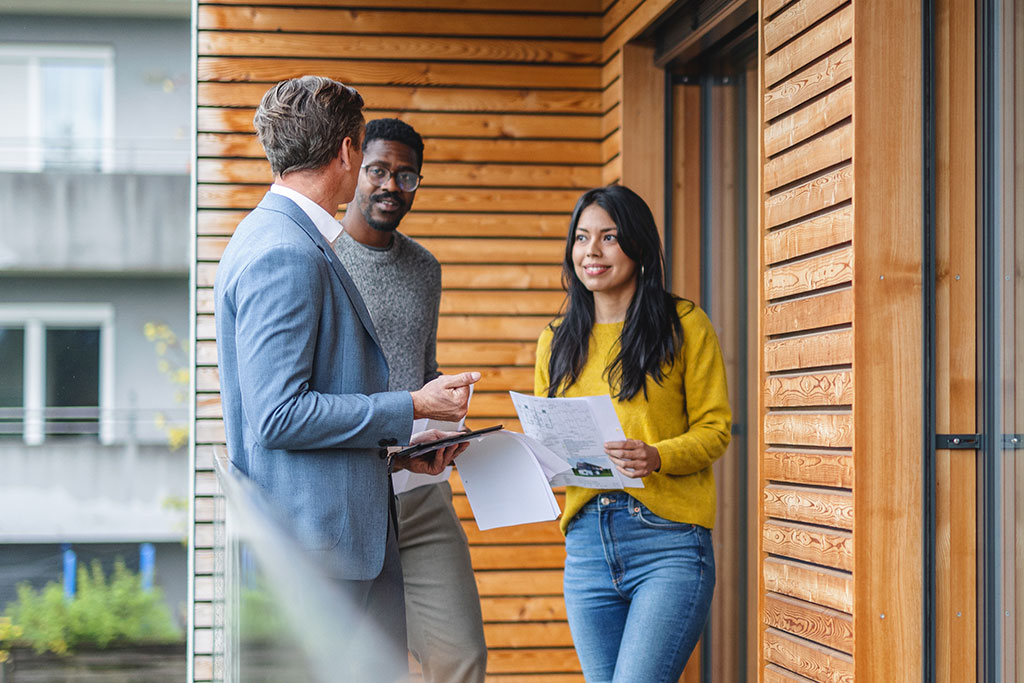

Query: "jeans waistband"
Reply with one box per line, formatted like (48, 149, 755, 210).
(581, 492, 635, 511)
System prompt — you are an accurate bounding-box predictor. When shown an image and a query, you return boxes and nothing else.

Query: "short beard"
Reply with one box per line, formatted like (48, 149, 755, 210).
(366, 215, 401, 232)
(363, 191, 405, 232)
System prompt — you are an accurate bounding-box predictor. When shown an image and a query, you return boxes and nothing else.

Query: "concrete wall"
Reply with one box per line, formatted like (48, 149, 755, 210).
(0, 172, 189, 273)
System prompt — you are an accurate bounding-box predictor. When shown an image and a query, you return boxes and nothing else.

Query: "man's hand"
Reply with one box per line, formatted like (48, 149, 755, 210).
(410, 372, 480, 422)
(391, 429, 470, 475)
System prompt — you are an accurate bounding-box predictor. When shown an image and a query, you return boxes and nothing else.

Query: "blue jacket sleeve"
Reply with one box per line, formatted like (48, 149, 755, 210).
(232, 243, 413, 451)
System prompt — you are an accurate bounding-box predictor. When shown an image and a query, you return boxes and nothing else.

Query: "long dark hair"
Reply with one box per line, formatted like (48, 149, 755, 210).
(546, 185, 684, 401)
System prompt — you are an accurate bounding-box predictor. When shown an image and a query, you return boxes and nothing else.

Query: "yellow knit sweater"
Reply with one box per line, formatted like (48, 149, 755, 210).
(534, 299, 731, 533)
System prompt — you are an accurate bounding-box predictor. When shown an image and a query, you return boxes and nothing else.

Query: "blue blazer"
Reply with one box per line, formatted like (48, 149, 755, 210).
(214, 192, 413, 580)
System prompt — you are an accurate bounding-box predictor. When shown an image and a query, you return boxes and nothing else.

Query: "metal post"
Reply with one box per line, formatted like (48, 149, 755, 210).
(61, 543, 76, 600)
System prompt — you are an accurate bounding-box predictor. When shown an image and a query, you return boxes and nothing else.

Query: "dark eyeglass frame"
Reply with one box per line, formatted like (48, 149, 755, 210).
(360, 163, 422, 192)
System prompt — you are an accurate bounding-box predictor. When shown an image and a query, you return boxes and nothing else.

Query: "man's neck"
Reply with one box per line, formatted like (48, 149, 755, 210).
(341, 212, 395, 249)
(276, 172, 341, 217)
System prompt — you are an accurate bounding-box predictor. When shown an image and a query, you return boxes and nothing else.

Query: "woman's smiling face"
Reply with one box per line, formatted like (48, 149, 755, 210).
(571, 203, 638, 298)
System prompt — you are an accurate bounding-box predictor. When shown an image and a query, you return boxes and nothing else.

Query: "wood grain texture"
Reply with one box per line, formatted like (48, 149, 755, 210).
(601, 0, 675, 60)
(763, 123, 852, 191)
(764, 205, 852, 264)
(763, 448, 854, 488)
(198, 108, 603, 140)
(763, 484, 854, 530)
(203, 0, 600, 10)
(763, 0, 848, 54)
(853, 1, 925, 679)
(764, 246, 853, 299)
(437, 315, 550, 341)
(196, 158, 599, 191)
(763, 411, 853, 448)
(764, 369, 853, 407)
(198, 31, 601, 64)
(764, 43, 852, 121)
(762, 593, 853, 653)
(197, 57, 601, 90)
(763, 82, 853, 157)
(198, 133, 603, 164)
(484, 622, 574, 648)
(436, 341, 538, 366)
(620, 42, 665, 227)
(764, 0, 798, 19)
(475, 573, 565, 593)
(763, 287, 853, 335)
(763, 557, 853, 613)
(440, 290, 564, 315)
(479, 596, 567, 622)
(199, 82, 602, 113)
(671, 83, 702, 301)
(763, 627, 853, 682)
(764, 165, 853, 229)
(762, 520, 853, 571)
(441, 265, 563, 290)
(199, 185, 581, 214)
(933, 0, 978, 678)
(764, 663, 819, 683)
(763, 328, 853, 372)
(484, 648, 581, 674)
(764, 4, 852, 87)
(197, 6, 601, 38)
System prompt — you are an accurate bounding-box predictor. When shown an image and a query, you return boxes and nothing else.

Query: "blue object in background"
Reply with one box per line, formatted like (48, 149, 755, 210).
(61, 543, 76, 600)
(140, 542, 155, 591)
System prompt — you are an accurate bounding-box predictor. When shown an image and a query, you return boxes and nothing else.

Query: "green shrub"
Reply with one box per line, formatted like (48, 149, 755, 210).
(2, 559, 182, 655)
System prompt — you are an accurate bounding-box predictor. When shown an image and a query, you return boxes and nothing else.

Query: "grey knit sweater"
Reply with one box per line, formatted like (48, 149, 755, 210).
(332, 230, 442, 393)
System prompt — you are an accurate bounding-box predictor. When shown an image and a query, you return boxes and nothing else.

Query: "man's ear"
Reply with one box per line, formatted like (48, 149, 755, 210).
(338, 136, 358, 170)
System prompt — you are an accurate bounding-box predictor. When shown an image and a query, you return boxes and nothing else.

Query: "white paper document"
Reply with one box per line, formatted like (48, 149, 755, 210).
(456, 431, 563, 531)
(509, 392, 644, 490)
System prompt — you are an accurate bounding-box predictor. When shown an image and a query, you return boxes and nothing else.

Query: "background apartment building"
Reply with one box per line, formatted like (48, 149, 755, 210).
(0, 0, 191, 624)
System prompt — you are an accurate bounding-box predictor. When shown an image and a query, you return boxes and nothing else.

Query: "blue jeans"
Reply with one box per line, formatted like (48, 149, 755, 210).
(563, 493, 715, 683)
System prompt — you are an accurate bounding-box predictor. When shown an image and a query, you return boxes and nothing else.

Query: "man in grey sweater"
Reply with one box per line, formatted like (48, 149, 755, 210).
(334, 118, 487, 682)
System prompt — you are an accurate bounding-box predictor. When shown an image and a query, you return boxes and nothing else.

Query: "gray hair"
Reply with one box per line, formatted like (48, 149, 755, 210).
(253, 76, 365, 177)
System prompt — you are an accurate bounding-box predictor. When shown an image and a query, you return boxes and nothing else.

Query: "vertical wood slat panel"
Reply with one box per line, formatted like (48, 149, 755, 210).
(758, 1, 860, 679)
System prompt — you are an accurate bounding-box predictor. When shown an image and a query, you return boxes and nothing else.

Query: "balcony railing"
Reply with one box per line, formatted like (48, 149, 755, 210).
(0, 406, 188, 445)
(211, 449, 405, 683)
(0, 137, 190, 175)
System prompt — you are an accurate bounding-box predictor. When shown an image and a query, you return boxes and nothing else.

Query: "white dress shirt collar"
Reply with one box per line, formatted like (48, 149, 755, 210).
(270, 183, 343, 245)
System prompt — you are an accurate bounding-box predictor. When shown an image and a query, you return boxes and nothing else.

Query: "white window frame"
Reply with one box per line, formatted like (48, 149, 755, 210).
(0, 304, 115, 445)
(0, 44, 115, 172)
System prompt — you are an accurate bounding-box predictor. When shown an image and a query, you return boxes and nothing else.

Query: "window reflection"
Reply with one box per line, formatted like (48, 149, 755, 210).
(0, 327, 25, 437)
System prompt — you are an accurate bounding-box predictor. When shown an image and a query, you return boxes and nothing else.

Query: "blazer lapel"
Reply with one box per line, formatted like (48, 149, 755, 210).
(257, 193, 384, 349)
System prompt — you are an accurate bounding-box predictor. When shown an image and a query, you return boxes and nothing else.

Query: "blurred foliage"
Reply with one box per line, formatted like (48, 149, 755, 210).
(239, 583, 289, 643)
(143, 321, 188, 451)
(0, 616, 24, 663)
(1, 559, 182, 656)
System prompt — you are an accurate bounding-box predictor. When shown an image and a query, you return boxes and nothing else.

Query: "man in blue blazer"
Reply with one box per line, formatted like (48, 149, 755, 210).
(214, 76, 479, 678)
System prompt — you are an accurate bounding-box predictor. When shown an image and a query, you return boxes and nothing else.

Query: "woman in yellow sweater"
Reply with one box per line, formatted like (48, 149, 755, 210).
(535, 185, 731, 682)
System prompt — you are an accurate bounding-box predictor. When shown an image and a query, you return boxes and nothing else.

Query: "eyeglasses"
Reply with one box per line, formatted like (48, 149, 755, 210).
(361, 163, 422, 192)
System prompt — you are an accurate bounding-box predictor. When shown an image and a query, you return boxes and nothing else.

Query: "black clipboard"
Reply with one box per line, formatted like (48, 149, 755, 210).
(391, 425, 503, 459)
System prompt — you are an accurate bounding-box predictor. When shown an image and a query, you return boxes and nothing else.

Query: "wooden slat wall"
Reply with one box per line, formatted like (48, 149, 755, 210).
(757, 0, 856, 681)
(758, 0, 926, 680)
(191, 1, 615, 680)
(190, 1, 718, 680)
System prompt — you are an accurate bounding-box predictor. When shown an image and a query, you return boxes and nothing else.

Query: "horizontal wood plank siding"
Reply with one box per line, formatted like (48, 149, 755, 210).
(192, 2, 620, 679)
(758, 1, 856, 679)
